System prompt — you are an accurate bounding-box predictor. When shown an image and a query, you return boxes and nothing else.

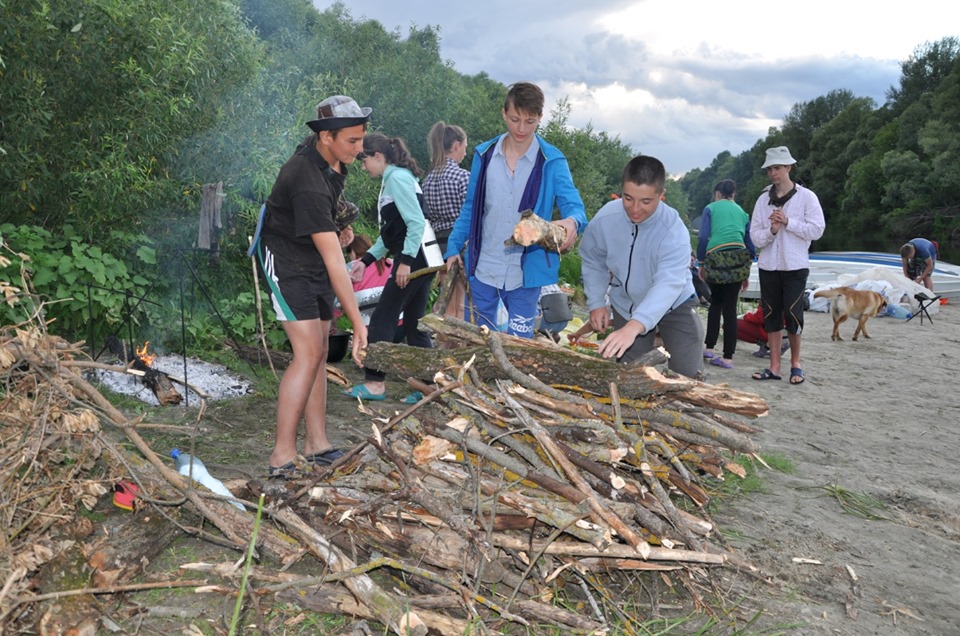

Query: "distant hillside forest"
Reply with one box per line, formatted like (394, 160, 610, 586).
(2, 0, 958, 261)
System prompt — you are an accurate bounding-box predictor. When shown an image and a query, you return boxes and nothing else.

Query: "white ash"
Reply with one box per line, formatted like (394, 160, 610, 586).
(86, 355, 252, 406)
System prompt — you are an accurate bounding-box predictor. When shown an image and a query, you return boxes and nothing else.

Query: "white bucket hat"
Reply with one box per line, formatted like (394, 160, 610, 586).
(761, 146, 797, 169)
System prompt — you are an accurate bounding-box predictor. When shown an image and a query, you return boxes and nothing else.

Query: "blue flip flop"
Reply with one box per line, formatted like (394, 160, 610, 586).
(342, 385, 386, 401)
(752, 368, 782, 381)
(401, 391, 424, 405)
(789, 367, 805, 385)
(267, 461, 300, 480)
(305, 448, 345, 466)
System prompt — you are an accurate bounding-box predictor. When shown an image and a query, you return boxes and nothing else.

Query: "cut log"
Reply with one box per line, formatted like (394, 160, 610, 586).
(223, 338, 349, 386)
(506, 209, 566, 252)
(363, 315, 769, 417)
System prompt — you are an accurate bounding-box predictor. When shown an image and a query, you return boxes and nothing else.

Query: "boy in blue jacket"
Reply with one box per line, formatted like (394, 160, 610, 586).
(443, 82, 586, 338)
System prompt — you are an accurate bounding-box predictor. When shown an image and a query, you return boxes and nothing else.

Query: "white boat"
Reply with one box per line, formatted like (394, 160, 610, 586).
(741, 251, 960, 300)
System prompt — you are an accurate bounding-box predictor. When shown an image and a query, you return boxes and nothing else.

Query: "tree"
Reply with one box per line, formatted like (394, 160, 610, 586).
(0, 0, 261, 240)
(539, 98, 634, 218)
(780, 89, 857, 161)
(886, 37, 960, 113)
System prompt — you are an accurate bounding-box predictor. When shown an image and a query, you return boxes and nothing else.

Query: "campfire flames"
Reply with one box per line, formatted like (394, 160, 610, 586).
(135, 341, 156, 367)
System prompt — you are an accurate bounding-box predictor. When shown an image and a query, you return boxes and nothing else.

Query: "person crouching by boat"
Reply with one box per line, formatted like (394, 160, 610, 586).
(344, 133, 437, 403)
(737, 305, 790, 358)
(900, 238, 938, 293)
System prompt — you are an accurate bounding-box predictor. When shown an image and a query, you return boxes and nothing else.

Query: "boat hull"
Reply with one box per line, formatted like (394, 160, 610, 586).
(740, 251, 960, 300)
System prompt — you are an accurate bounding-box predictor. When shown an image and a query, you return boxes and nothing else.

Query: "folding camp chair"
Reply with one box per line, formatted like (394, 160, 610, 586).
(906, 292, 942, 325)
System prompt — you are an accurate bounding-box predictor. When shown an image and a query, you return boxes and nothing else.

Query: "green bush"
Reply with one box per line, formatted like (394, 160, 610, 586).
(557, 250, 582, 290)
(0, 224, 157, 342)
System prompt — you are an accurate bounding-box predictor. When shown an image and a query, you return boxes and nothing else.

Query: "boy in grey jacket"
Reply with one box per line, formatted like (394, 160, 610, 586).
(579, 156, 704, 379)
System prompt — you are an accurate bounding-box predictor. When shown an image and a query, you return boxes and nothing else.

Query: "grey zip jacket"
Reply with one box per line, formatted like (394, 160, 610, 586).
(580, 198, 695, 334)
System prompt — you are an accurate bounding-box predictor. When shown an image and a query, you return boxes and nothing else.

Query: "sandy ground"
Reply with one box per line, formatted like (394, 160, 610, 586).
(123, 302, 960, 634)
(703, 302, 960, 635)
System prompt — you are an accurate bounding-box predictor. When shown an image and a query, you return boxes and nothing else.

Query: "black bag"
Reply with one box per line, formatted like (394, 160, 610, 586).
(704, 248, 752, 285)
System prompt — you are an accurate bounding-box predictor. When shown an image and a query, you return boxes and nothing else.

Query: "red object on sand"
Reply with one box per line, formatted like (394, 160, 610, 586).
(113, 480, 139, 511)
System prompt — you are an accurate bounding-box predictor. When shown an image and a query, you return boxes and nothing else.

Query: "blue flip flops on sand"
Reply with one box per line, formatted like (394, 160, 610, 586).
(342, 385, 386, 400)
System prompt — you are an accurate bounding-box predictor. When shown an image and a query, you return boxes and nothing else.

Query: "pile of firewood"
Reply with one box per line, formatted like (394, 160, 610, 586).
(270, 316, 767, 632)
(0, 307, 769, 634)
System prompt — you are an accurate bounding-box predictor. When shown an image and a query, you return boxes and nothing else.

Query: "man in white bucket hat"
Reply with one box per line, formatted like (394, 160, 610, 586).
(748, 146, 825, 385)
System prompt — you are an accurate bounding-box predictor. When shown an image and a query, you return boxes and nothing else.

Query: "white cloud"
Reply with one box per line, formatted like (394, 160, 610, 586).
(312, 0, 958, 172)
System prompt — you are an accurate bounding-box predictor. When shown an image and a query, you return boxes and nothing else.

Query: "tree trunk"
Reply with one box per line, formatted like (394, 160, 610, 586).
(364, 315, 768, 416)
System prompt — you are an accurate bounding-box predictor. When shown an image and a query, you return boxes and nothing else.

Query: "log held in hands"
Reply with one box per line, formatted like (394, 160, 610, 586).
(505, 209, 566, 252)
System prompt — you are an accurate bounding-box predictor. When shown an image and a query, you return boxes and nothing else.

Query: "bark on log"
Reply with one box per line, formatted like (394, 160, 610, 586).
(506, 209, 566, 252)
(364, 315, 769, 417)
(84, 512, 181, 588)
(223, 339, 349, 385)
(33, 546, 99, 636)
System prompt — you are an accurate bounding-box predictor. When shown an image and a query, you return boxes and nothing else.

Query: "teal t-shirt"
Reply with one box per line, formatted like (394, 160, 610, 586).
(705, 199, 749, 253)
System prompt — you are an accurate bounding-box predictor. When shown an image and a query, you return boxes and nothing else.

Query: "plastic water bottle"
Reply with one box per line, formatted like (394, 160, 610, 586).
(171, 449, 244, 511)
(886, 303, 912, 320)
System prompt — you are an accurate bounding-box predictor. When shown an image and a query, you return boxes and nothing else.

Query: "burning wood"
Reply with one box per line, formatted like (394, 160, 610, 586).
(104, 336, 182, 405)
(134, 340, 157, 367)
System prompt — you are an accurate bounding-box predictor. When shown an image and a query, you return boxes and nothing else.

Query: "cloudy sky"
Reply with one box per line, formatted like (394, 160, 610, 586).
(313, 1, 956, 174)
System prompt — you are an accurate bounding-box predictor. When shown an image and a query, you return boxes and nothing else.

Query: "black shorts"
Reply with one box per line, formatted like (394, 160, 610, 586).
(257, 240, 334, 321)
(759, 268, 808, 334)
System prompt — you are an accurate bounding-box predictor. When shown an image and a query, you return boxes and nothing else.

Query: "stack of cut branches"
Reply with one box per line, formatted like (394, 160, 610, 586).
(0, 305, 769, 634)
(266, 316, 768, 632)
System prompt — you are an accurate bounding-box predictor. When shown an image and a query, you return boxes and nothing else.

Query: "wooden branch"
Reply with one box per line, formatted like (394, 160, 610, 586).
(408, 264, 444, 281)
(431, 258, 465, 317)
(363, 314, 770, 416)
(277, 585, 466, 635)
(269, 507, 427, 636)
(500, 385, 652, 559)
(489, 535, 724, 564)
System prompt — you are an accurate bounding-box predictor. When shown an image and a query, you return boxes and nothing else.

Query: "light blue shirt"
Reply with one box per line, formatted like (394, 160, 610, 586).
(474, 136, 541, 291)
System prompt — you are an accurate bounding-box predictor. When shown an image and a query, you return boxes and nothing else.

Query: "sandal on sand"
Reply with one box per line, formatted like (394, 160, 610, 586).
(752, 368, 782, 381)
(267, 461, 300, 480)
(342, 385, 386, 401)
(401, 391, 424, 405)
(703, 350, 717, 359)
(752, 344, 770, 358)
(709, 357, 734, 369)
(790, 367, 805, 385)
(305, 448, 345, 466)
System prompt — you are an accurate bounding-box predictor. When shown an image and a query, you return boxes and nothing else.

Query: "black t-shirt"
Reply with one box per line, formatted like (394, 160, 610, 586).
(262, 144, 344, 270)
